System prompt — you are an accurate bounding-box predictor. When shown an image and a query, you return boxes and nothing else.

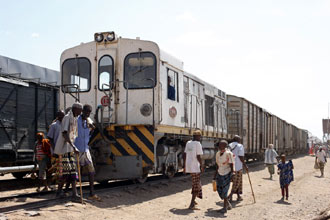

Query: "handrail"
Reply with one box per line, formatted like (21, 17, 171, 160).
(143, 78, 155, 127)
(61, 84, 80, 110)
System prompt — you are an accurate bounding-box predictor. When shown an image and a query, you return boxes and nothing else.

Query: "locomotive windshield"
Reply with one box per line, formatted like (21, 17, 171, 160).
(62, 57, 91, 92)
(124, 52, 156, 89)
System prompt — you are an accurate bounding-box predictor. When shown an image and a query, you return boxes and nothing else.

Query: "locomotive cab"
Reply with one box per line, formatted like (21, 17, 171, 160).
(60, 32, 160, 182)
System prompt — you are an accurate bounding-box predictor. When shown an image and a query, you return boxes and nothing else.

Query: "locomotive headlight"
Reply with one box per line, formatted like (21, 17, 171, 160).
(94, 33, 104, 42)
(106, 32, 115, 41)
(140, 103, 152, 117)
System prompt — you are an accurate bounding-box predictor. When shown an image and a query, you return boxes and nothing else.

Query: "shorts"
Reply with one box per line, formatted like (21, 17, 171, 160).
(79, 151, 95, 174)
(38, 157, 50, 180)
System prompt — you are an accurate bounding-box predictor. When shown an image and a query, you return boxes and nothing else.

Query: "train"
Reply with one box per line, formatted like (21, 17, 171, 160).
(0, 55, 59, 178)
(59, 31, 308, 183)
(0, 32, 308, 181)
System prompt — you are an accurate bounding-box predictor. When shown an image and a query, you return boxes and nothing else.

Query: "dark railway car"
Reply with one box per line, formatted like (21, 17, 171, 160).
(0, 55, 60, 178)
(0, 75, 58, 168)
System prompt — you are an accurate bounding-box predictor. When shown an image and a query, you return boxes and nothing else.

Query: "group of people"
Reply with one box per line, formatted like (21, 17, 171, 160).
(183, 133, 248, 213)
(183, 131, 298, 213)
(34, 103, 100, 202)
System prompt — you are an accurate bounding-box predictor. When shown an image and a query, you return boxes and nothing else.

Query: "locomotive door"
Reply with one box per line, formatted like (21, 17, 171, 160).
(183, 76, 189, 127)
(95, 51, 116, 124)
(186, 78, 204, 130)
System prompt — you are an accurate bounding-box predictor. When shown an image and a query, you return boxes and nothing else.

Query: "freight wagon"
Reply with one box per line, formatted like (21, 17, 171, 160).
(227, 95, 308, 161)
(0, 55, 59, 178)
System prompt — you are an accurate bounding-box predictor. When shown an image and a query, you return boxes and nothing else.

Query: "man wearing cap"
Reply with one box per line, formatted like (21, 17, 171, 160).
(183, 130, 204, 210)
(228, 135, 248, 202)
(213, 140, 234, 213)
(264, 144, 278, 180)
(54, 102, 82, 201)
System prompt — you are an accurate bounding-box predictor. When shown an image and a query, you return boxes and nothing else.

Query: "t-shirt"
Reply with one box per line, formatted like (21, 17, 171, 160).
(54, 111, 78, 155)
(216, 150, 234, 175)
(229, 142, 244, 171)
(74, 116, 91, 153)
(36, 143, 45, 161)
(47, 120, 61, 146)
(264, 148, 278, 164)
(184, 140, 203, 173)
(316, 150, 327, 163)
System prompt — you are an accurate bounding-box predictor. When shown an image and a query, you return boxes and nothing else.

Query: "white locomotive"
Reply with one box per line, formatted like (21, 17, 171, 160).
(60, 31, 229, 182)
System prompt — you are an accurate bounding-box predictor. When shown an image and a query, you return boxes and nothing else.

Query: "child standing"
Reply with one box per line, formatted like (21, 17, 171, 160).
(277, 154, 294, 200)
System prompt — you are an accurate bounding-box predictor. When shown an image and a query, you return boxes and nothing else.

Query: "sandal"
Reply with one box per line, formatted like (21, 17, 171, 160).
(218, 208, 227, 213)
(88, 194, 102, 201)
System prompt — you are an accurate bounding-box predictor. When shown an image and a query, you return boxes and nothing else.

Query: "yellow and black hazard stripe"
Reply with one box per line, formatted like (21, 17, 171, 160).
(97, 125, 155, 167)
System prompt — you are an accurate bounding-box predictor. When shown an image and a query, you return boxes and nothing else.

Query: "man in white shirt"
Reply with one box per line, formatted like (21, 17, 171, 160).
(264, 144, 278, 180)
(316, 146, 327, 177)
(228, 135, 248, 202)
(213, 140, 234, 213)
(183, 130, 204, 210)
(54, 102, 82, 201)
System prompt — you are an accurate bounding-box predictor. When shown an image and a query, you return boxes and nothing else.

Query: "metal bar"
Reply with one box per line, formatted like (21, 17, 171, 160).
(34, 85, 38, 140)
(15, 85, 18, 150)
(0, 120, 16, 148)
(0, 165, 38, 174)
(0, 86, 16, 113)
(126, 81, 128, 125)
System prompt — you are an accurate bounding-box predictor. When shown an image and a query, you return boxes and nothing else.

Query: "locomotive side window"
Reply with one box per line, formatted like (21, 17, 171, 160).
(62, 57, 91, 92)
(124, 52, 156, 89)
(98, 55, 114, 90)
(205, 95, 214, 126)
(167, 68, 178, 102)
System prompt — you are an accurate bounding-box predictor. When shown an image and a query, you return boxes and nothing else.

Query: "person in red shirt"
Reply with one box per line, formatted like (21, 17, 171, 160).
(35, 132, 51, 192)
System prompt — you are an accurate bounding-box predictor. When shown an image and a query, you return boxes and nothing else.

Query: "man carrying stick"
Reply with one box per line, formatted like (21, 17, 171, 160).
(228, 135, 248, 202)
(54, 103, 82, 202)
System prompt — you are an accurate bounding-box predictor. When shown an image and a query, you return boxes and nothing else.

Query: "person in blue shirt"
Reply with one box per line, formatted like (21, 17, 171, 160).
(74, 104, 100, 201)
(168, 76, 175, 101)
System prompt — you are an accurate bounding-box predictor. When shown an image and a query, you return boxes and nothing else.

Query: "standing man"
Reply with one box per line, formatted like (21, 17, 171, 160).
(183, 130, 204, 210)
(264, 144, 279, 180)
(74, 104, 100, 201)
(228, 135, 248, 202)
(47, 110, 65, 153)
(213, 140, 234, 213)
(316, 146, 327, 177)
(54, 103, 82, 201)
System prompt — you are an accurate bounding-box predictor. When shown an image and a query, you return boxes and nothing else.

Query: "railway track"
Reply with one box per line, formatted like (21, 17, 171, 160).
(0, 171, 195, 214)
(0, 155, 304, 214)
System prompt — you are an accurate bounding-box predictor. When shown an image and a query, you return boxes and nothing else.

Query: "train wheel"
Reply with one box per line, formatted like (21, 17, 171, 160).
(134, 173, 148, 184)
(165, 166, 176, 179)
(12, 172, 28, 179)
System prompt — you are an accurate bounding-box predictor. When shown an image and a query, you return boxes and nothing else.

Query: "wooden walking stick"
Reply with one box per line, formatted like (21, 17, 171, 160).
(246, 169, 256, 203)
(75, 152, 84, 204)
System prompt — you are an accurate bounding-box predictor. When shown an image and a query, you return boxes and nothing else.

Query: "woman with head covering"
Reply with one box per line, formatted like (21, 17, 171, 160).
(213, 140, 234, 213)
(316, 146, 327, 177)
(264, 144, 278, 180)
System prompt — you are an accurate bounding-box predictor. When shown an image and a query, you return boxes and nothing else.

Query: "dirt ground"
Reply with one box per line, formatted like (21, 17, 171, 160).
(1, 155, 329, 220)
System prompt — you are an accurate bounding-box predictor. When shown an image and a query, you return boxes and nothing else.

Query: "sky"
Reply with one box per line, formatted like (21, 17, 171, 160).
(0, 0, 329, 139)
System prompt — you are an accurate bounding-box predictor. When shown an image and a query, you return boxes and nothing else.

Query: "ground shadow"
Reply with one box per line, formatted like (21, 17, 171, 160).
(204, 208, 227, 218)
(261, 177, 275, 181)
(274, 199, 291, 205)
(314, 175, 323, 178)
(169, 208, 194, 215)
